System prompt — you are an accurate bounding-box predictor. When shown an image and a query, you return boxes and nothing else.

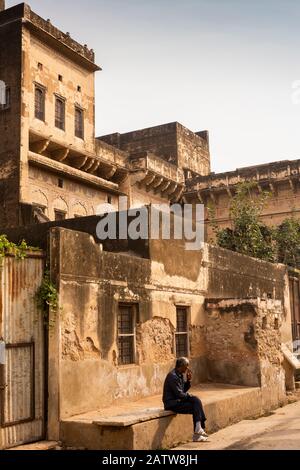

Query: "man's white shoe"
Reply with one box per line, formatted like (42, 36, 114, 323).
(195, 430, 209, 438)
(192, 434, 208, 442)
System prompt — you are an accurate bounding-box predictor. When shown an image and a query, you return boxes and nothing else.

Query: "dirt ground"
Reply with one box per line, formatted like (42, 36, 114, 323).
(174, 391, 300, 450)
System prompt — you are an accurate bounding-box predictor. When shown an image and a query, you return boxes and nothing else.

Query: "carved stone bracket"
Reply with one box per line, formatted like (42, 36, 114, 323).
(51, 148, 69, 162)
(31, 139, 50, 154)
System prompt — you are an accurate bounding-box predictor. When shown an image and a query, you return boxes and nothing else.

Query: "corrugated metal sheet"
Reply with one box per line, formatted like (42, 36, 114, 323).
(0, 254, 45, 449)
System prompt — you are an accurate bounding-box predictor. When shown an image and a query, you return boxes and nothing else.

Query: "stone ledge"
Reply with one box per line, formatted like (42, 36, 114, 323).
(93, 408, 174, 427)
(60, 383, 271, 450)
(8, 440, 58, 451)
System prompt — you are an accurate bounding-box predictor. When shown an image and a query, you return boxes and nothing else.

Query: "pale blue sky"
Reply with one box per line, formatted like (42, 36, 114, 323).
(6, 0, 300, 172)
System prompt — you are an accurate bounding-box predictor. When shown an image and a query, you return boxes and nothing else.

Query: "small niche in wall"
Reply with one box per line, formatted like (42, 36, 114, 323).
(38, 62, 43, 71)
(58, 74, 63, 82)
(274, 317, 279, 330)
(262, 316, 267, 330)
(58, 178, 64, 188)
(77, 85, 81, 92)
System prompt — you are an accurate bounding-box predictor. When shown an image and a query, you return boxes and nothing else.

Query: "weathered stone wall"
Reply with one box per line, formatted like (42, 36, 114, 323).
(129, 183, 171, 209)
(205, 244, 287, 300)
(28, 165, 118, 220)
(99, 122, 210, 176)
(46, 225, 292, 433)
(177, 123, 210, 176)
(23, 28, 96, 154)
(0, 9, 22, 227)
(20, 24, 97, 212)
(203, 244, 293, 349)
(205, 298, 286, 409)
(100, 123, 178, 163)
(49, 227, 207, 424)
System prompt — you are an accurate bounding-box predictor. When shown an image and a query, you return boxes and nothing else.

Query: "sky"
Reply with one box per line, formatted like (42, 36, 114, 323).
(6, 0, 300, 172)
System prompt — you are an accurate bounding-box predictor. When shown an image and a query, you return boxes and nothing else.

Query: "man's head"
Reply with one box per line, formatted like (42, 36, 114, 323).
(175, 357, 189, 374)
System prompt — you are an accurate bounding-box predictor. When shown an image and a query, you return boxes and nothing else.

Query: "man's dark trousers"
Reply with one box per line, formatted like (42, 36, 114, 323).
(166, 396, 206, 430)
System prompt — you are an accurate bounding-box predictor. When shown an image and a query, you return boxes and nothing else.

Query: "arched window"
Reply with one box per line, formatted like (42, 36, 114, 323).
(55, 96, 65, 130)
(35, 85, 45, 121)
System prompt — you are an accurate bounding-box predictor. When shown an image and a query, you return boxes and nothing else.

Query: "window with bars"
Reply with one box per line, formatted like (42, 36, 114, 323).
(75, 106, 84, 139)
(175, 307, 189, 357)
(35, 85, 45, 121)
(117, 305, 136, 365)
(55, 96, 65, 130)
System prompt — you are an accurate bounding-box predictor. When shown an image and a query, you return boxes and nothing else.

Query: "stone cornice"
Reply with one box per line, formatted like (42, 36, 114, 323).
(28, 151, 125, 195)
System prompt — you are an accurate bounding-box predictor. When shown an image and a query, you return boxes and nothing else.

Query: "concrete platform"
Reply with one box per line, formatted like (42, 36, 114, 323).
(8, 441, 59, 451)
(61, 383, 268, 450)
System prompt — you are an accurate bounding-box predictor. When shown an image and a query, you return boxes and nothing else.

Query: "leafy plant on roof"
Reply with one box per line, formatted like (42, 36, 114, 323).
(210, 182, 276, 262)
(0, 235, 38, 260)
(274, 218, 300, 268)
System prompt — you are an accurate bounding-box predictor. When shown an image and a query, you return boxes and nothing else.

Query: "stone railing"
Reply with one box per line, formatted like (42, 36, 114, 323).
(186, 159, 300, 192)
(130, 152, 185, 183)
(26, 6, 95, 62)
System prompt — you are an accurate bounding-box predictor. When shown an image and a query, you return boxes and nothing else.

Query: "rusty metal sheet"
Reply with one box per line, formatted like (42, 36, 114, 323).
(0, 255, 45, 449)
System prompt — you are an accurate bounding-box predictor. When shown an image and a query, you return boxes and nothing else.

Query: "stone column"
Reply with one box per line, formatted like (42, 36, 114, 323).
(0, 1, 5, 12)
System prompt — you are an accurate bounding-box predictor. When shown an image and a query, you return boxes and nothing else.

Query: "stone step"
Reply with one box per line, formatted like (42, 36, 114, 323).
(8, 441, 60, 451)
(60, 383, 275, 450)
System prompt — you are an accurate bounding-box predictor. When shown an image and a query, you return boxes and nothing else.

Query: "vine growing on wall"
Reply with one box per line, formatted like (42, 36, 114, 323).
(36, 269, 59, 329)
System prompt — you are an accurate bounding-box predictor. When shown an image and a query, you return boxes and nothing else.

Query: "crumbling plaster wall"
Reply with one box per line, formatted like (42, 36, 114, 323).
(149, 238, 292, 395)
(204, 244, 293, 347)
(49, 227, 206, 422)
(48, 226, 292, 435)
(205, 298, 286, 409)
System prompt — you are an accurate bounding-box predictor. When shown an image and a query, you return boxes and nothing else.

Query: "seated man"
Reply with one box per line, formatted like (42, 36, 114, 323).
(163, 357, 208, 442)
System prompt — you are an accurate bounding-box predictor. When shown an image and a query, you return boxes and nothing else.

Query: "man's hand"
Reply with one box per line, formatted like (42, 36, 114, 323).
(186, 368, 192, 382)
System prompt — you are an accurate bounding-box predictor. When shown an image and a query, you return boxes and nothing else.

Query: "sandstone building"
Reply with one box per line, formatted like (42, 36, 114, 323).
(0, 2, 210, 229)
(1, 3, 300, 242)
(0, 1, 299, 450)
(184, 159, 300, 240)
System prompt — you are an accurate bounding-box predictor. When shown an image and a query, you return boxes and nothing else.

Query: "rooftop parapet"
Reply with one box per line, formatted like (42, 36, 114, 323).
(185, 158, 300, 193)
(0, 3, 101, 71)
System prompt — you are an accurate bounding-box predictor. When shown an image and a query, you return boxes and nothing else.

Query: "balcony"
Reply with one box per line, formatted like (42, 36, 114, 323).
(28, 129, 128, 193)
(129, 151, 185, 202)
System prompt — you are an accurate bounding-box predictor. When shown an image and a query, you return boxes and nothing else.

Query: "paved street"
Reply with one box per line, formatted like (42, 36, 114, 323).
(174, 396, 300, 450)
